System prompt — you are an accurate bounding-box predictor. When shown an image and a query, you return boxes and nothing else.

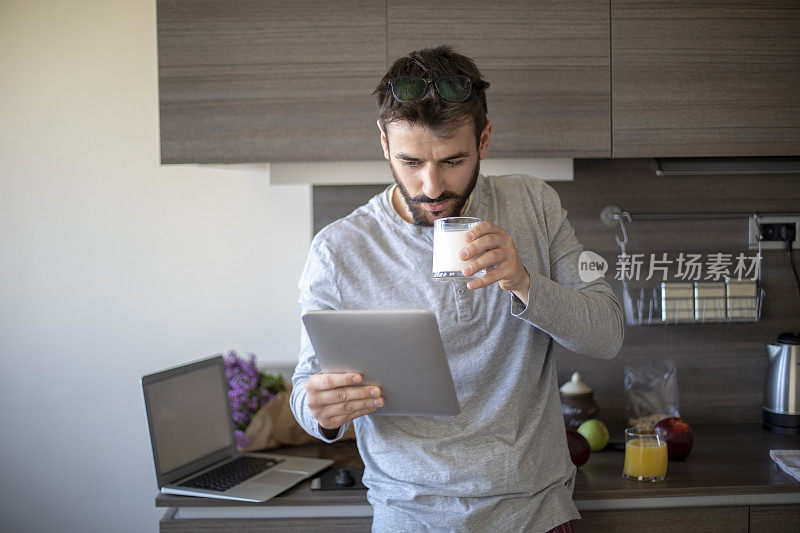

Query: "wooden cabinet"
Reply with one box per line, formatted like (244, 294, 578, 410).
(575, 506, 749, 532)
(387, 0, 611, 158)
(159, 504, 800, 531)
(749, 504, 800, 532)
(160, 510, 372, 532)
(576, 504, 800, 533)
(157, 0, 610, 163)
(157, 0, 386, 163)
(611, 0, 800, 158)
(157, 1, 800, 163)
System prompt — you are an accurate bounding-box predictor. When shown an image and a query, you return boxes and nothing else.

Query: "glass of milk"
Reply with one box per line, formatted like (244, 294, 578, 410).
(432, 217, 482, 281)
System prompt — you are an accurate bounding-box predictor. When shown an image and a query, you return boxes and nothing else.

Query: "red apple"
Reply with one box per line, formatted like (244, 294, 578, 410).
(654, 417, 694, 460)
(566, 428, 591, 467)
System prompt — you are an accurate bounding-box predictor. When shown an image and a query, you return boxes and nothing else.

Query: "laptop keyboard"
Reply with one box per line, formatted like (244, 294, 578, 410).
(180, 456, 282, 492)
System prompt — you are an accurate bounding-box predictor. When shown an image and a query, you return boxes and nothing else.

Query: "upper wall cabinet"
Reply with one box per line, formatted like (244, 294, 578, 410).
(157, 0, 386, 163)
(387, 0, 611, 158)
(612, 0, 800, 158)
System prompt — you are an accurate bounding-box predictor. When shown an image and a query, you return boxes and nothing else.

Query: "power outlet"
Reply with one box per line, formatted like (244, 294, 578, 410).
(760, 223, 796, 242)
(748, 216, 800, 250)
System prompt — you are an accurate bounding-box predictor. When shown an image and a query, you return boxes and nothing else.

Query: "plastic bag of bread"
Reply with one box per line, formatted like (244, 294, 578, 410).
(624, 360, 680, 431)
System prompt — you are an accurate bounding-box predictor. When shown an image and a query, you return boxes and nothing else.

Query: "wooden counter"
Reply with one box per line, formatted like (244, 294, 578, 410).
(157, 424, 800, 531)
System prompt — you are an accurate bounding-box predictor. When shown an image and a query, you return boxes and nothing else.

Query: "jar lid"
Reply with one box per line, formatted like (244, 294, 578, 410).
(559, 372, 592, 395)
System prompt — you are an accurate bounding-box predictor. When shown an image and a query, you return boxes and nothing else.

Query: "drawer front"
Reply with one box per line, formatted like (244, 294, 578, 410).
(749, 504, 800, 533)
(575, 506, 748, 533)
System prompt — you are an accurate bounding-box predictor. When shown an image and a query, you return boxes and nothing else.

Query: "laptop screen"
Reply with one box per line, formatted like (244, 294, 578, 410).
(145, 361, 234, 475)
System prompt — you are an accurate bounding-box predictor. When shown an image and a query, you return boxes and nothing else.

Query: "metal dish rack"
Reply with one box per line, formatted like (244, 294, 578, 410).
(620, 284, 765, 326)
(601, 205, 765, 326)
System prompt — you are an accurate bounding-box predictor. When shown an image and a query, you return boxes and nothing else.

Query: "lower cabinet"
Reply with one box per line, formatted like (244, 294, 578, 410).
(575, 506, 749, 533)
(749, 504, 800, 532)
(160, 513, 373, 533)
(160, 504, 800, 531)
(576, 504, 800, 533)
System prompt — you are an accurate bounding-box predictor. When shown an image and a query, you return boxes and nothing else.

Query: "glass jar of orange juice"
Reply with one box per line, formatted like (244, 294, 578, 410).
(622, 426, 667, 482)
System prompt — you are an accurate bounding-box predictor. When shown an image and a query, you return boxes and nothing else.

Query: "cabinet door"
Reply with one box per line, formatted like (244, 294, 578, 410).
(387, 0, 611, 158)
(575, 506, 748, 532)
(749, 504, 800, 532)
(157, 0, 385, 163)
(160, 515, 373, 533)
(612, 0, 800, 157)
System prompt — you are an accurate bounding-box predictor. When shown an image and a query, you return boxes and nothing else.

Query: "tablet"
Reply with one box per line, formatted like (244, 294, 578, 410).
(301, 309, 460, 417)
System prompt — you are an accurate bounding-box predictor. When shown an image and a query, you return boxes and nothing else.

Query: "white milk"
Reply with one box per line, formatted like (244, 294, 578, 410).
(432, 230, 470, 279)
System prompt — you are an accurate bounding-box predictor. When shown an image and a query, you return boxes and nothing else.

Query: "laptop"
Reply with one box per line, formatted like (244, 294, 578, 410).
(141, 355, 333, 502)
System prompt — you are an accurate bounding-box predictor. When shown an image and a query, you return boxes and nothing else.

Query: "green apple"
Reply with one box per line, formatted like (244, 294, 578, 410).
(577, 419, 609, 452)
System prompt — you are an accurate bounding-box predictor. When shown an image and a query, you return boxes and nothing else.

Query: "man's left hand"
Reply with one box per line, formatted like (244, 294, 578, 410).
(459, 221, 531, 305)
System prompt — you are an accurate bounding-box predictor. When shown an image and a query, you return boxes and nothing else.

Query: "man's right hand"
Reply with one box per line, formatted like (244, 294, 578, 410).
(305, 372, 384, 433)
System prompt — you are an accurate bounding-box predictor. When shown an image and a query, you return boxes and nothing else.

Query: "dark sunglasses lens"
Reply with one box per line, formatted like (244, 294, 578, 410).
(391, 77, 427, 101)
(436, 76, 471, 101)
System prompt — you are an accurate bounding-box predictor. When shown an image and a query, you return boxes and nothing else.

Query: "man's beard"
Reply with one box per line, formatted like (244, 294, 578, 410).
(390, 159, 480, 226)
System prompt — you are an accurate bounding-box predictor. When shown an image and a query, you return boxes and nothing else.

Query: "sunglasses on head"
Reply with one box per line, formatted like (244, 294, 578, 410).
(387, 75, 473, 102)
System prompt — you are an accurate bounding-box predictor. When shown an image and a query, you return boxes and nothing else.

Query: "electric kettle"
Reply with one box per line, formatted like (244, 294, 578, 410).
(763, 331, 800, 435)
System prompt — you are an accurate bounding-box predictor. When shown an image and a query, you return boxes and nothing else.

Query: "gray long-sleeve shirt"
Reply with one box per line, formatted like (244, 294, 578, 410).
(291, 174, 624, 532)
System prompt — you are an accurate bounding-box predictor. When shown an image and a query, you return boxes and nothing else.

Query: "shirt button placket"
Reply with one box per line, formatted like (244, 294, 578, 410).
(454, 284, 469, 322)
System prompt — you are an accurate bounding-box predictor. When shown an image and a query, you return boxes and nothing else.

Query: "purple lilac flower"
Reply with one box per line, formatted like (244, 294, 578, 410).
(234, 430, 250, 450)
(224, 351, 284, 446)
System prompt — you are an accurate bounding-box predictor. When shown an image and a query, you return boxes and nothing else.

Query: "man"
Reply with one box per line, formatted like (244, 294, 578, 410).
(290, 46, 624, 532)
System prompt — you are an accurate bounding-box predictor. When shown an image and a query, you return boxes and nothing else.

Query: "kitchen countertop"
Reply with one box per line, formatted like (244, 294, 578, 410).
(156, 423, 800, 510)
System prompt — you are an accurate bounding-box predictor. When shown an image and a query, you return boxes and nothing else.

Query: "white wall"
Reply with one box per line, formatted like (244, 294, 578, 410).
(0, 1, 311, 531)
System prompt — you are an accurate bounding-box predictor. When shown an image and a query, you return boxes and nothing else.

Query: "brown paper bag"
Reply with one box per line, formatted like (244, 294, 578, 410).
(241, 382, 356, 451)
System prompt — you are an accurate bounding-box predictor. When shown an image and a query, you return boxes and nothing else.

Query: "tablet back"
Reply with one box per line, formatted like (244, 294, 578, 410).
(301, 309, 460, 416)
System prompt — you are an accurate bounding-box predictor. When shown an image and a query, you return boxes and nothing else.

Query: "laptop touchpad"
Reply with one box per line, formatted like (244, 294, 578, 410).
(251, 470, 306, 486)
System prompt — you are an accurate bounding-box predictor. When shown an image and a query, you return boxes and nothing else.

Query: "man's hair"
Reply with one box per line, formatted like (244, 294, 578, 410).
(373, 46, 490, 146)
